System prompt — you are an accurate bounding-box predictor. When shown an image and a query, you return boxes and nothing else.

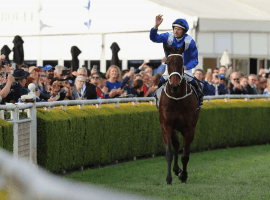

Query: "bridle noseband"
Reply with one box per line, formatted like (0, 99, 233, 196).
(167, 54, 184, 86)
(164, 54, 193, 100)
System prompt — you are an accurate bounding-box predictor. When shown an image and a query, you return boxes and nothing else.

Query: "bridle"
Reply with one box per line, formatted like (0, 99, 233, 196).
(164, 54, 193, 100)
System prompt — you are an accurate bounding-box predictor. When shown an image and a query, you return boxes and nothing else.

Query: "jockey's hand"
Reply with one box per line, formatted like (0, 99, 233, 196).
(184, 66, 187, 70)
(154, 14, 163, 29)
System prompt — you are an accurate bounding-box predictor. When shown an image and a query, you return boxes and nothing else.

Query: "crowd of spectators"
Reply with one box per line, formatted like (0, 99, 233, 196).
(0, 53, 269, 104)
(193, 65, 270, 96)
(0, 54, 161, 103)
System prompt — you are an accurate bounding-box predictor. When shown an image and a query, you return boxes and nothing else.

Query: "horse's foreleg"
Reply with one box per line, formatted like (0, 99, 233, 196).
(162, 125, 173, 185)
(171, 129, 181, 177)
(180, 129, 195, 183)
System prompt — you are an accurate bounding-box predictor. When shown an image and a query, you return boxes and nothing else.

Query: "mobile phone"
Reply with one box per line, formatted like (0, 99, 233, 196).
(207, 68, 212, 73)
(12, 63, 16, 69)
(130, 67, 134, 72)
(58, 81, 65, 86)
(93, 65, 97, 70)
(61, 70, 70, 76)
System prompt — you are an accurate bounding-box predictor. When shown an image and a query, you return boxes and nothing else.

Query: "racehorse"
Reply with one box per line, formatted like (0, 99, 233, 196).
(159, 43, 200, 185)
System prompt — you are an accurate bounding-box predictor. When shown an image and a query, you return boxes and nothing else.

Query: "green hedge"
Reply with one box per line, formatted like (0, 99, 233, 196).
(36, 100, 270, 173)
(0, 118, 13, 152)
(37, 103, 164, 173)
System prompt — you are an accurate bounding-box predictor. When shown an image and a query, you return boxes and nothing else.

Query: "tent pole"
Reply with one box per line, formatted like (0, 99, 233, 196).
(100, 34, 106, 73)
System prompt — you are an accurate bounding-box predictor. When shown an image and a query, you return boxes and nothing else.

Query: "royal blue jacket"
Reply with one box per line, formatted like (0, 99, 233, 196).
(150, 29, 198, 70)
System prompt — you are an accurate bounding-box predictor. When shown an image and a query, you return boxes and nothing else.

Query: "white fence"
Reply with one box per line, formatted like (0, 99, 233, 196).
(0, 90, 270, 200)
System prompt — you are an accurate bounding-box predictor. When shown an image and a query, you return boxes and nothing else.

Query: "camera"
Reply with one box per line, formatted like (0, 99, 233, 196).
(215, 75, 218, 79)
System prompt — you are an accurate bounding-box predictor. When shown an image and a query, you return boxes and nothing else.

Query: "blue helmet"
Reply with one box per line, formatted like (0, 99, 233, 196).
(172, 19, 189, 33)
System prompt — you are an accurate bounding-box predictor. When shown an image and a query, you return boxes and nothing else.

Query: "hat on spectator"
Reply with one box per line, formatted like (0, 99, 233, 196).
(29, 66, 39, 74)
(219, 73, 225, 79)
(13, 69, 30, 80)
(67, 78, 74, 86)
(43, 65, 55, 71)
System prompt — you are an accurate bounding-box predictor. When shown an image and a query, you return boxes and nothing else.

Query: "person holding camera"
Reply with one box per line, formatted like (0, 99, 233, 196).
(229, 72, 248, 94)
(0, 71, 15, 103)
(3, 69, 29, 103)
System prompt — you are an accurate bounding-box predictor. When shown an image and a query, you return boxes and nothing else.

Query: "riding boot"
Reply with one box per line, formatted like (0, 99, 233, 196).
(187, 77, 204, 108)
(158, 76, 167, 88)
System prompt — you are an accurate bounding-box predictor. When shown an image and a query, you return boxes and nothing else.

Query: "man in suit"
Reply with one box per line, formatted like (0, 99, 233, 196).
(246, 74, 258, 94)
(72, 68, 97, 99)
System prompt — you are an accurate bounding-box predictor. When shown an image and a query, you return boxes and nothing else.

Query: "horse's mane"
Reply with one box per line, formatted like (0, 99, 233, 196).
(163, 44, 185, 55)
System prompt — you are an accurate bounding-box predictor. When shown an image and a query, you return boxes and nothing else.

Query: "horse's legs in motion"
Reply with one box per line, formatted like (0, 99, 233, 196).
(161, 125, 173, 185)
(180, 128, 195, 183)
(171, 129, 182, 176)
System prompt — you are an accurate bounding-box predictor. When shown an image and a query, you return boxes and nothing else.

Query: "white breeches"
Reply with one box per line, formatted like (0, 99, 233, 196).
(162, 65, 194, 82)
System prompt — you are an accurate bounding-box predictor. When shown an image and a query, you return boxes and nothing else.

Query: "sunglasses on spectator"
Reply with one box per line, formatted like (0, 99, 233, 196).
(92, 76, 99, 79)
(233, 79, 239, 81)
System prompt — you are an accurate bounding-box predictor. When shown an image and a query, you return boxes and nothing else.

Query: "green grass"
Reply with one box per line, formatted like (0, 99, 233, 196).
(65, 145, 270, 200)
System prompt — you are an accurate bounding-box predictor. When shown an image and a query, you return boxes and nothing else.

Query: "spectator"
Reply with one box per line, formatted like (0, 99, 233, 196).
(48, 78, 61, 101)
(246, 74, 258, 94)
(145, 66, 153, 79)
(72, 75, 96, 100)
(43, 65, 55, 82)
(224, 78, 230, 94)
(263, 79, 270, 95)
(144, 74, 159, 97)
(5, 69, 29, 103)
(73, 76, 86, 100)
(86, 69, 91, 83)
(219, 66, 227, 75)
(29, 66, 39, 85)
(217, 74, 227, 95)
(54, 65, 66, 79)
(62, 78, 74, 100)
(75, 67, 97, 99)
(202, 71, 215, 96)
(193, 69, 204, 81)
(20, 64, 29, 72)
(90, 72, 104, 99)
(240, 76, 249, 91)
(255, 75, 264, 94)
(229, 72, 248, 94)
(105, 65, 123, 98)
(204, 72, 212, 83)
(98, 72, 109, 98)
(0, 71, 15, 103)
(155, 57, 166, 75)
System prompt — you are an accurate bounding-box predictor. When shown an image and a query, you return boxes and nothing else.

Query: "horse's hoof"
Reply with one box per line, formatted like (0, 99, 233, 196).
(167, 183, 172, 186)
(173, 168, 182, 177)
(178, 171, 188, 183)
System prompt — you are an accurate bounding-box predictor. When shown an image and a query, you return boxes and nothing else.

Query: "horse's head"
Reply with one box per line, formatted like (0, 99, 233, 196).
(163, 43, 185, 93)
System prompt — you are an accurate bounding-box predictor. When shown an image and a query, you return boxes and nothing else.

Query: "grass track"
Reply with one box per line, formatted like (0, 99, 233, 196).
(66, 145, 270, 200)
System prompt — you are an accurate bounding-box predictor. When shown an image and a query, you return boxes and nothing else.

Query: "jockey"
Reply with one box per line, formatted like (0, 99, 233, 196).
(150, 15, 203, 108)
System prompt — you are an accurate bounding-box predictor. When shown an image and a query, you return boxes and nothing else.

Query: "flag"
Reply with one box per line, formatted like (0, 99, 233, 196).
(84, 0, 90, 10)
(84, 20, 91, 29)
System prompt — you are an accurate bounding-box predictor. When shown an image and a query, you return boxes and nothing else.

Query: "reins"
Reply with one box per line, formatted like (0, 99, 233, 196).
(164, 54, 193, 100)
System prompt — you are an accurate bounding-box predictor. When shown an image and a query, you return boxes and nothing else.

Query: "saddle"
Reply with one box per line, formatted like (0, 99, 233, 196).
(154, 82, 200, 110)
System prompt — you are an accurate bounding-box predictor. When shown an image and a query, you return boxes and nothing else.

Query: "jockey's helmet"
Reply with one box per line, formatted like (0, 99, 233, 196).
(172, 19, 189, 33)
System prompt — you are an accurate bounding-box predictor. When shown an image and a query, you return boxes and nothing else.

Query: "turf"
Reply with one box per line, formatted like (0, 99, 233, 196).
(65, 145, 270, 200)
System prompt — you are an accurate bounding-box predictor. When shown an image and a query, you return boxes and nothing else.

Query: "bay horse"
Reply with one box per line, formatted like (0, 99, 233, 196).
(159, 43, 200, 185)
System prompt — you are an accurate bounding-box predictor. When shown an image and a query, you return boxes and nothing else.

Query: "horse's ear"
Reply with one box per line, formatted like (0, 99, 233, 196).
(178, 42, 185, 54)
(163, 44, 172, 55)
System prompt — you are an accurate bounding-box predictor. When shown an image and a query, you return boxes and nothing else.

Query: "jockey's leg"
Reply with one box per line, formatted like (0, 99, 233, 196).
(158, 65, 169, 87)
(184, 69, 204, 108)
